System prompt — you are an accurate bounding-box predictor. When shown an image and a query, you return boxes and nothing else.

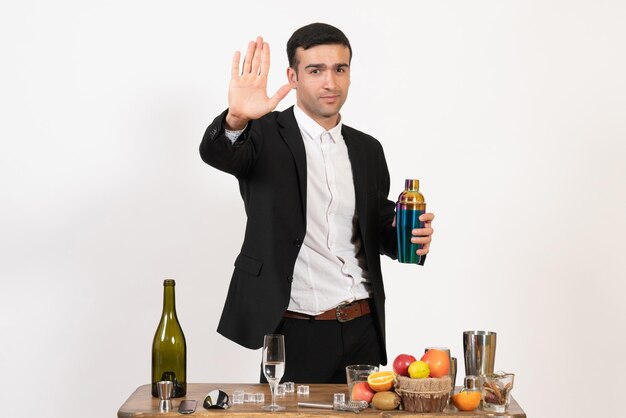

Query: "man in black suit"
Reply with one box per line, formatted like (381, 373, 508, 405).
(200, 23, 435, 383)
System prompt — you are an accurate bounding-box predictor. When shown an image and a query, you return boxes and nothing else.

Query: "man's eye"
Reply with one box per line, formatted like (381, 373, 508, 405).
(337, 67, 345, 73)
(310, 69, 320, 74)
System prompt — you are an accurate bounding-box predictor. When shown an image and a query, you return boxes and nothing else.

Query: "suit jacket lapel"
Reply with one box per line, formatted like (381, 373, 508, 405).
(343, 127, 369, 240)
(277, 107, 307, 221)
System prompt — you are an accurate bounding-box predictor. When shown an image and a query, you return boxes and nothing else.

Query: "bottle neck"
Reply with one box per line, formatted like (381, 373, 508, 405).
(162, 283, 177, 318)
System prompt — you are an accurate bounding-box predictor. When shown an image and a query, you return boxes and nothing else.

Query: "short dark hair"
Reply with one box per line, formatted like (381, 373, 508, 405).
(287, 23, 352, 69)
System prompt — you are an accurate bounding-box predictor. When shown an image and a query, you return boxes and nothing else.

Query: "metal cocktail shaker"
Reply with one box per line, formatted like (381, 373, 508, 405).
(396, 179, 426, 265)
(463, 331, 497, 376)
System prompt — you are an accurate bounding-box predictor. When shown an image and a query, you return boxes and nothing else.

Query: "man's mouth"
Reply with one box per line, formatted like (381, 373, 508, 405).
(320, 95, 340, 102)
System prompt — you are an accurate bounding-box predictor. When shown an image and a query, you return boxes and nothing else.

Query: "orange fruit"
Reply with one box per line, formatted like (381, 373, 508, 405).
(420, 349, 450, 378)
(367, 371, 396, 392)
(451, 390, 481, 411)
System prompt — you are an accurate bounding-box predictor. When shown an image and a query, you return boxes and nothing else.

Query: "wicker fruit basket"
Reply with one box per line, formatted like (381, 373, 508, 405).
(395, 375, 452, 412)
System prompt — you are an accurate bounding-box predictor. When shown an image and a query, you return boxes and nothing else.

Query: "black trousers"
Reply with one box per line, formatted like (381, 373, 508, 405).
(259, 313, 382, 384)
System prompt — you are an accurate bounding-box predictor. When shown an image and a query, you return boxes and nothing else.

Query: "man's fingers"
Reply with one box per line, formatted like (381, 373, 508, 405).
(412, 227, 434, 236)
(411, 236, 432, 245)
(416, 245, 430, 256)
(415, 240, 430, 255)
(419, 212, 435, 222)
(250, 36, 263, 75)
(242, 40, 255, 74)
(410, 213, 433, 256)
(260, 41, 271, 77)
(231, 51, 241, 78)
(269, 83, 293, 107)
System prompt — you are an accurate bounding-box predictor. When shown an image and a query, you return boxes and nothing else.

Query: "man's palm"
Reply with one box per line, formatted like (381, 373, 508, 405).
(227, 37, 291, 127)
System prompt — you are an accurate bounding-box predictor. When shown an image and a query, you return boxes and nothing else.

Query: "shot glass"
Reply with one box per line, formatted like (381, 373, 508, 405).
(284, 381, 295, 393)
(296, 385, 309, 396)
(482, 372, 515, 413)
(275, 384, 286, 397)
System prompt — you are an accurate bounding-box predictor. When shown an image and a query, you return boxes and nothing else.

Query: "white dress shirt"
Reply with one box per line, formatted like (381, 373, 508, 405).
(225, 106, 371, 315)
(289, 105, 371, 314)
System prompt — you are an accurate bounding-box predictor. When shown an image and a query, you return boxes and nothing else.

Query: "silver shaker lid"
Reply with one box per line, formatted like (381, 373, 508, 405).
(464, 375, 480, 390)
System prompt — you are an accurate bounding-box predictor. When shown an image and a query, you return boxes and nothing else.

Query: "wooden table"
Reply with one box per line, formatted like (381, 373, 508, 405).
(118, 383, 526, 417)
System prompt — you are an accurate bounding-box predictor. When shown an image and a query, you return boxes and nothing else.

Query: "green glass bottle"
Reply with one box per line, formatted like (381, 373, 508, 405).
(151, 279, 186, 397)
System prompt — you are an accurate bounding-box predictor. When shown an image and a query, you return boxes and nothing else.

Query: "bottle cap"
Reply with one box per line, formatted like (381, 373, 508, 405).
(164, 279, 176, 286)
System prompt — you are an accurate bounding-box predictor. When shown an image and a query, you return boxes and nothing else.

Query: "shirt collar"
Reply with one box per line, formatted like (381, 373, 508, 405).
(293, 105, 343, 143)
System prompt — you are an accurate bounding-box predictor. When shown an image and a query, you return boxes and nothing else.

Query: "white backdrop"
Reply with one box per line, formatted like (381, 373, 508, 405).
(1, 1, 625, 417)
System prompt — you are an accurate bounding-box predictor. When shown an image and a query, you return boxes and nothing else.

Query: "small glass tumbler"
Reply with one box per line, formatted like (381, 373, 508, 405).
(284, 382, 295, 393)
(275, 384, 286, 397)
(297, 385, 309, 396)
(232, 390, 244, 405)
(244, 392, 256, 403)
(345, 364, 379, 401)
(255, 393, 265, 403)
(482, 372, 515, 413)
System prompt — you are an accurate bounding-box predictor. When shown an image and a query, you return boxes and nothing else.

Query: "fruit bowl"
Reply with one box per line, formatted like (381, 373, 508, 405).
(395, 375, 451, 413)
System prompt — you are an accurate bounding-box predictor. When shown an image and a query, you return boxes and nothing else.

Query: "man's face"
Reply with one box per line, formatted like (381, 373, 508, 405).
(287, 44, 351, 127)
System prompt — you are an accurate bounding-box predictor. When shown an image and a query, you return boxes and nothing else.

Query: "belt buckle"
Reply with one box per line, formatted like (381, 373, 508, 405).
(335, 302, 353, 323)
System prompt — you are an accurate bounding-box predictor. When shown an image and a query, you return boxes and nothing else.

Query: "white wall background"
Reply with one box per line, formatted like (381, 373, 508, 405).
(1, 1, 625, 417)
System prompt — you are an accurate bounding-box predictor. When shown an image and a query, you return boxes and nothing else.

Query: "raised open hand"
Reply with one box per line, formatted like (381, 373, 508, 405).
(226, 36, 292, 130)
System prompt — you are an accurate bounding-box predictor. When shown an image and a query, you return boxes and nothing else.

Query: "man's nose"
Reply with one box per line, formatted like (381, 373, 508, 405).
(323, 71, 337, 89)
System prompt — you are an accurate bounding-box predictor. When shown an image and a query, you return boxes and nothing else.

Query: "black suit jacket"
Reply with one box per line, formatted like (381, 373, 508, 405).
(200, 106, 397, 364)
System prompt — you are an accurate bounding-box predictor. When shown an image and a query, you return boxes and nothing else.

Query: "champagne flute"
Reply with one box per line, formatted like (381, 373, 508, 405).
(261, 334, 285, 411)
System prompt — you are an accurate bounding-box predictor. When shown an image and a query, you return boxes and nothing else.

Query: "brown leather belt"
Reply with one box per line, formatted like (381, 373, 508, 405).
(283, 299, 371, 323)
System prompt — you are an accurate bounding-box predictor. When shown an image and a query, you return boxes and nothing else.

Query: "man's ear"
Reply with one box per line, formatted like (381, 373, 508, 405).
(287, 67, 298, 88)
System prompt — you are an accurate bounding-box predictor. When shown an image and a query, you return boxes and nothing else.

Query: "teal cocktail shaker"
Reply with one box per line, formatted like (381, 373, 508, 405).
(396, 179, 426, 265)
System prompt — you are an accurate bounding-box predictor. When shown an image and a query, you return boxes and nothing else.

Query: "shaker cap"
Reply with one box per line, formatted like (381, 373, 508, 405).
(404, 179, 420, 191)
(464, 375, 480, 390)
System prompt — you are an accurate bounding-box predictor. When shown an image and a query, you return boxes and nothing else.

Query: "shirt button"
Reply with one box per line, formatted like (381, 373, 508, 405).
(293, 238, 302, 247)
(286, 275, 293, 283)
